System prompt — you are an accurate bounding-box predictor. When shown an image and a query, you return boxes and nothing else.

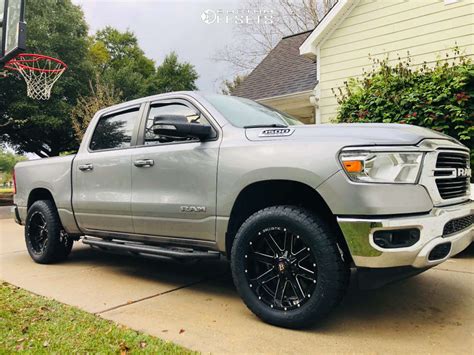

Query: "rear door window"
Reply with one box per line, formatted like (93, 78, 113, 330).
(90, 108, 139, 151)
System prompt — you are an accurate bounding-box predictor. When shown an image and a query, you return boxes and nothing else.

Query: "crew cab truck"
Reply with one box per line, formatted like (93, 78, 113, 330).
(13, 92, 473, 328)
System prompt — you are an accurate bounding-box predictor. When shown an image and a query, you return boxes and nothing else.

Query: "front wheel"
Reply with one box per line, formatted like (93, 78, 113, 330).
(231, 206, 349, 328)
(25, 200, 74, 264)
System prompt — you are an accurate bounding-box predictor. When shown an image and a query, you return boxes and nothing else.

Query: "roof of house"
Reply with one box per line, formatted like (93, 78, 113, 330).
(232, 30, 317, 100)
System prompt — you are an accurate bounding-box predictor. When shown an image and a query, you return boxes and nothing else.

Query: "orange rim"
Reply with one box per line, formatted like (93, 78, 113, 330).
(5, 53, 67, 73)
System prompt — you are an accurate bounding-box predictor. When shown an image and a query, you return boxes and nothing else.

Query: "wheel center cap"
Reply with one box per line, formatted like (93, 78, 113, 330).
(277, 260, 287, 273)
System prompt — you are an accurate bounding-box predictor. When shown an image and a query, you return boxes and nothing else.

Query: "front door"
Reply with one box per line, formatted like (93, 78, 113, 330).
(73, 106, 141, 233)
(131, 99, 219, 241)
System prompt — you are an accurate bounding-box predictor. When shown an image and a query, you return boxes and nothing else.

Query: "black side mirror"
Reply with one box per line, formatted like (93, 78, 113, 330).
(152, 114, 212, 141)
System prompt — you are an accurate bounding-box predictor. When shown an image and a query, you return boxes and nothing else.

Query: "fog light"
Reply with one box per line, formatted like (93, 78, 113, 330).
(373, 229, 420, 249)
(428, 242, 451, 261)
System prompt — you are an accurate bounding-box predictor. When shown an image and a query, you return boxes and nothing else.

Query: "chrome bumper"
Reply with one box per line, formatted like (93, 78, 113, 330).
(338, 200, 473, 268)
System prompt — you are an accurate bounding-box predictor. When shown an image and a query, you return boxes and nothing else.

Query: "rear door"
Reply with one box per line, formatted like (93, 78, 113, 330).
(131, 98, 220, 241)
(72, 105, 143, 233)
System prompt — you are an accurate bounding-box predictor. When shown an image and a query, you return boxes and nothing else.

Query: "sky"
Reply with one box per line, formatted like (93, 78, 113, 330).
(72, 0, 243, 92)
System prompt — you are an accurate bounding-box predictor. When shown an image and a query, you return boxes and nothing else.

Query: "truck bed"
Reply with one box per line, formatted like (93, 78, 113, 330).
(14, 154, 78, 233)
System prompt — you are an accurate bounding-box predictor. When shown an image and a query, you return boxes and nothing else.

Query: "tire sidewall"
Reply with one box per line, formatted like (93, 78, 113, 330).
(25, 200, 61, 264)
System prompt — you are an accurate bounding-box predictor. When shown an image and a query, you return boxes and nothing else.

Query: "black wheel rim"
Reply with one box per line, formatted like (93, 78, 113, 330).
(28, 211, 49, 254)
(244, 227, 318, 311)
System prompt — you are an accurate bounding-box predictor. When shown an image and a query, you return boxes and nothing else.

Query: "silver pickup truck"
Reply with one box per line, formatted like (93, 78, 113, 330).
(13, 91, 473, 328)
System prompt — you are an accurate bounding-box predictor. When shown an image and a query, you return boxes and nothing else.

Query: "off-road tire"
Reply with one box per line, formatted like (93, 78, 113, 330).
(25, 200, 73, 264)
(231, 205, 349, 329)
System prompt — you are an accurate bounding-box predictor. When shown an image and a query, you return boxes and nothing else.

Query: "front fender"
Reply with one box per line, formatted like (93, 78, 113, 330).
(316, 170, 433, 216)
(217, 166, 338, 217)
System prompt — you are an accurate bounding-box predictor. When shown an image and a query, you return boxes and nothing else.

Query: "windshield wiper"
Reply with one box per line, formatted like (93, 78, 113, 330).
(243, 124, 288, 129)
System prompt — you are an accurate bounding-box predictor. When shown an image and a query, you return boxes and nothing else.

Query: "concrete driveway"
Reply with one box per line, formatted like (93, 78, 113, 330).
(0, 206, 12, 219)
(1, 218, 473, 354)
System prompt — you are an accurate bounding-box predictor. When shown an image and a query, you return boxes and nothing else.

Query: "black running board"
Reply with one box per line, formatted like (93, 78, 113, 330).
(82, 237, 221, 260)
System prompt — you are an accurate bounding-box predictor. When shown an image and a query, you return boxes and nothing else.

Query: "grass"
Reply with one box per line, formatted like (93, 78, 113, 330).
(0, 188, 13, 193)
(0, 282, 193, 354)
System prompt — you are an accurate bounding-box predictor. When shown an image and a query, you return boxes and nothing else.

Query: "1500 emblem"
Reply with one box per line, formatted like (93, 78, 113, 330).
(259, 128, 294, 137)
(181, 205, 206, 213)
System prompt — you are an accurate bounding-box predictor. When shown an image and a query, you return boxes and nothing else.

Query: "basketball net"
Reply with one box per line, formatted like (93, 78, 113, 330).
(5, 53, 67, 100)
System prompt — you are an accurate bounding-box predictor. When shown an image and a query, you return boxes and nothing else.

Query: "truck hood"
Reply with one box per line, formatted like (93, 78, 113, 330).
(245, 123, 459, 146)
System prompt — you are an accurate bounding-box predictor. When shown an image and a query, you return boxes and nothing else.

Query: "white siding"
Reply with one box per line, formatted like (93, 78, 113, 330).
(318, 0, 474, 122)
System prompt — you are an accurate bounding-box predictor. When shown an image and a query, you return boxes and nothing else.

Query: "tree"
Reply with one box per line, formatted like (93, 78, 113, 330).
(72, 44, 198, 143)
(213, 0, 337, 73)
(89, 30, 198, 98)
(221, 75, 248, 95)
(71, 77, 122, 142)
(1, 5, 200, 157)
(70, 34, 200, 145)
(0, 149, 26, 182)
(0, 0, 93, 157)
(91, 27, 155, 100)
(145, 52, 198, 94)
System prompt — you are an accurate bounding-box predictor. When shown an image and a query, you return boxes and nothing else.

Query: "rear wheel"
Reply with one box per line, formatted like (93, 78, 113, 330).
(231, 206, 349, 328)
(25, 200, 74, 264)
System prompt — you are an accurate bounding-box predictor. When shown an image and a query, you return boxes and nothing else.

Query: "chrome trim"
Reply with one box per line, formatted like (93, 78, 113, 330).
(338, 200, 473, 269)
(340, 146, 433, 153)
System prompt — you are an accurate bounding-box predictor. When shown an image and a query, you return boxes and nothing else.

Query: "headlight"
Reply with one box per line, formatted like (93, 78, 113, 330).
(339, 150, 423, 184)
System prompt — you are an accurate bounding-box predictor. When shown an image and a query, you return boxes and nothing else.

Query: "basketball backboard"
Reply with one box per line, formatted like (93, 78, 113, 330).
(0, 0, 26, 66)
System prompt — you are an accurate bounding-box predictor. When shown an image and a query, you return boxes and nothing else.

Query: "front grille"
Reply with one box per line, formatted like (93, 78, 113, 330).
(443, 214, 474, 236)
(436, 152, 468, 168)
(436, 178, 470, 199)
(435, 152, 469, 199)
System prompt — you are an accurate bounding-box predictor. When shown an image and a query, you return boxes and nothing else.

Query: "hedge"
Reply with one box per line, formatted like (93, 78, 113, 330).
(333, 49, 473, 165)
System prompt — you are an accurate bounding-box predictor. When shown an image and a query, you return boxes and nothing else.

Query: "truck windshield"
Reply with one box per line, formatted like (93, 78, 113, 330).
(203, 94, 303, 128)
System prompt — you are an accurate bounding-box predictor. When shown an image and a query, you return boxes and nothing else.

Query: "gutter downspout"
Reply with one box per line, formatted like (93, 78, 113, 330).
(309, 94, 320, 124)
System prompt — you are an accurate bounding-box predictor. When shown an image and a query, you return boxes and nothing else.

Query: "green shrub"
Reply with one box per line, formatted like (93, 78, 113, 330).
(333, 49, 473, 164)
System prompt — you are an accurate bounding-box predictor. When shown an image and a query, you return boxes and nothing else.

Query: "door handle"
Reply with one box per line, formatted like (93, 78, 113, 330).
(78, 163, 93, 171)
(134, 159, 154, 168)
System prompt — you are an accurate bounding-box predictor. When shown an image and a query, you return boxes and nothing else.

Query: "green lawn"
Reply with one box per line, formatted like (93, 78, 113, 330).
(0, 282, 193, 353)
(0, 187, 13, 193)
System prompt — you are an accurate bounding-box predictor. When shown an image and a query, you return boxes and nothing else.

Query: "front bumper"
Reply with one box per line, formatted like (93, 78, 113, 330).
(338, 200, 473, 268)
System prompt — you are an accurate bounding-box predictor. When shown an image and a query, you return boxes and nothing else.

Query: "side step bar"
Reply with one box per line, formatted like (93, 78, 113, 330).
(82, 237, 221, 260)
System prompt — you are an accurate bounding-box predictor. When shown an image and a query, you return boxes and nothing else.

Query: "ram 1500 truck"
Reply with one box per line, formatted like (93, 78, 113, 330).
(13, 92, 473, 328)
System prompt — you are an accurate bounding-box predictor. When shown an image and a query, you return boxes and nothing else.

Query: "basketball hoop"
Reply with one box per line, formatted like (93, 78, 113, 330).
(5, 53, 67, 100)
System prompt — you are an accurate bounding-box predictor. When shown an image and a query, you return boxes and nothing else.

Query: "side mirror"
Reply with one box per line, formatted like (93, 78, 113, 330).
(152, 114, 212, 141)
